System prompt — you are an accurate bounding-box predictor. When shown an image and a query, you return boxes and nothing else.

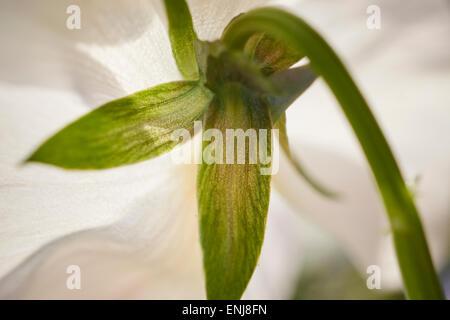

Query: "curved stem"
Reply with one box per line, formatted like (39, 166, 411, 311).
(222, 7, 444, 299)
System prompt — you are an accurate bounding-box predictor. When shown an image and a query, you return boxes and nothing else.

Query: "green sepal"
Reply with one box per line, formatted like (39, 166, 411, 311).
(164, 0, 199, 79)
(28, 81, 214, 169)
(265, 65, 316, 122)
(197, 82, 272, 300)
(274, 113, 337, 198)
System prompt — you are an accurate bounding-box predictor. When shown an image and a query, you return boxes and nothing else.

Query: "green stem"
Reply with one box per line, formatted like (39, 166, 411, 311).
(222, 7, 444, 299)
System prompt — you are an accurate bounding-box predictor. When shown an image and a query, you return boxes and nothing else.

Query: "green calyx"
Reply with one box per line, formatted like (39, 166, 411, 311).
(204, 42, 280, 95)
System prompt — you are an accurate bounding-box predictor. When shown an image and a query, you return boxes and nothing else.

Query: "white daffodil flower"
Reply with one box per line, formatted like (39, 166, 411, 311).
(0, 0, 448, 299)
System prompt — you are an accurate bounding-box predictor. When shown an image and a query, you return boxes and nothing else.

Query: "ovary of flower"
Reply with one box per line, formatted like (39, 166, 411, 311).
(170, 121, 279, 175)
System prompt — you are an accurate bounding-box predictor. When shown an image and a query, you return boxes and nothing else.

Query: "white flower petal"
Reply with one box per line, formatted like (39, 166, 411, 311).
(273, 146, 385, 270)
(0, 0, 181, 108)
(244, 191, 308, 299)
(0, 162, 309, 299)
(187, 0, 271, 41)
(0, 164, 206, 299)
